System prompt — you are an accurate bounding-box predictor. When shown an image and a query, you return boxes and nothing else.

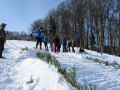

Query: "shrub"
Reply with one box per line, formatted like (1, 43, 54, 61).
(85, 56, 120, 69)
(67, 66, 77, 87)
(21, 47, 28, 51)
(27, 77, 34, 84)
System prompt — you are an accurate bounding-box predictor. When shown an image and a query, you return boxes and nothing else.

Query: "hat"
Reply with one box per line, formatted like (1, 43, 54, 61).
(1, 23, 7, 27)
(40, 27, 43, 30)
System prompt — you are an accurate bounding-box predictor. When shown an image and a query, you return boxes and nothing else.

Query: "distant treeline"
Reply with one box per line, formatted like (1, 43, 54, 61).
(6, 31, 30, 41)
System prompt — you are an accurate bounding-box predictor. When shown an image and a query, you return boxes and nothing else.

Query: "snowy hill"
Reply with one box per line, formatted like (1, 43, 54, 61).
(1, 40, 120, 90)
(0, 40, 74, 90)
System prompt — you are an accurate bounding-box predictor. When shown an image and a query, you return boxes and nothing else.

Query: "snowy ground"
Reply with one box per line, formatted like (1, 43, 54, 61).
(0, 40, 120, 90)
(0, 40, 74, 90)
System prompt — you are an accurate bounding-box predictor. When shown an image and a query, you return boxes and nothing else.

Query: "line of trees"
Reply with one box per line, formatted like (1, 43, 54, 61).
(6, 31, 30, 40)
(30, 0, 120, 56)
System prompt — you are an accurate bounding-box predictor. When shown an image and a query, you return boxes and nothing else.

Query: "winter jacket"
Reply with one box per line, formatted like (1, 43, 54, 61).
(62, 37, 66, 47)
(67, 40, 71, 47)
(44, 36, 48, 43)
(54, 36, 60, 46)
(32, 29, 44, 38)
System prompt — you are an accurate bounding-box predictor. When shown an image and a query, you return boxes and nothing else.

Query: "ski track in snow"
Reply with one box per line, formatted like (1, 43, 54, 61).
(50, 50, 120, 90)
(0, 40, 120, 90)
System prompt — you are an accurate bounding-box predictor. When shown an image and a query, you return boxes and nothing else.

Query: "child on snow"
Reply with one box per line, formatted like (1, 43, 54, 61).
(66, 37, 71, 52)
(44, 36, 48, 50)
(62, 36, 67, 52)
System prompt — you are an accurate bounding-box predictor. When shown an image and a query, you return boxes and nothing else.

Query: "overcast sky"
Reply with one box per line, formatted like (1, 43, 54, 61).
(0, 0, 64, 33)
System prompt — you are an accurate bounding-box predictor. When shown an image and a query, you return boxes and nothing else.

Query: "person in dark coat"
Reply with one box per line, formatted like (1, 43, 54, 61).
(0, 23, 7, 58)
(79, 47, 85, 53)
(54, 35, 61, 53)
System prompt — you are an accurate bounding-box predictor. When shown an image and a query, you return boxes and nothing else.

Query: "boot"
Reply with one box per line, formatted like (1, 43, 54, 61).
(0, 51, 4, 58)
(36, 45, 38, 49)
(40, 46, 42, 50)
(0, 56, 5, 58)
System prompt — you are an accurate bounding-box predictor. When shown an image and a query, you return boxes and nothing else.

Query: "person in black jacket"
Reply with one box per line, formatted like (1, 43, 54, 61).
(0, 23, 7, 58)
(54, 35, 61, 53)
(79, 47, 85, 53)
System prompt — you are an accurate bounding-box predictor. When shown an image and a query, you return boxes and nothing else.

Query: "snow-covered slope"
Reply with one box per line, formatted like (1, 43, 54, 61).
(51, 52, 120, 90)
(1, 40, 120, 90)
(0, 40, 74, 90)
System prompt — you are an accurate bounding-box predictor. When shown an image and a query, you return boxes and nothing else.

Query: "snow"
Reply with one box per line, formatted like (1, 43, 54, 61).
(0, 40, 120, 90)
(0, 40, 74, 90)
(51, 52, 120, 90)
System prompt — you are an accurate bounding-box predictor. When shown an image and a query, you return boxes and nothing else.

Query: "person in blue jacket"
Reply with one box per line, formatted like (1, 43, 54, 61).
(44, 36, 48, 50)
(30, 27, 44, 50)
(62, 36, 66, 52)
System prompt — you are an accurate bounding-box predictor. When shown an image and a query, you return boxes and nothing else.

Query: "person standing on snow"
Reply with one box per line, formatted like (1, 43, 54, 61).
(30, 27, 44, 50)
(62, 36, 67, 52)
(66, 37, 71, 52)
(44, 36, 48, 50)
(71, 39, 75, 52)
(54, 35, 61, 53)
(0, 23, 7, 58)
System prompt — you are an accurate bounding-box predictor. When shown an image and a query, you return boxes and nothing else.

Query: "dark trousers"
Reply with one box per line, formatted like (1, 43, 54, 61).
(55, 44, 61, 53)
(44, 42, 48, 50)
(57, 44, 60, 52)
(36, 37, 42, 49)
(72, 46, 75, 52)
(0, 43, 4, 57)
(68, 46, 71, 52)
(63, 44, 66, 52)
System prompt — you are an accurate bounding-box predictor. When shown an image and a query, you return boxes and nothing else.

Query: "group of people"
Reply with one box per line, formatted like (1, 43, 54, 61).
(51, 36, 85, 53)
(0, 23, 85, 58)
(30, 26, 85, 53)
(30, 27, 71, 53)
(52, 36, 72, 53)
